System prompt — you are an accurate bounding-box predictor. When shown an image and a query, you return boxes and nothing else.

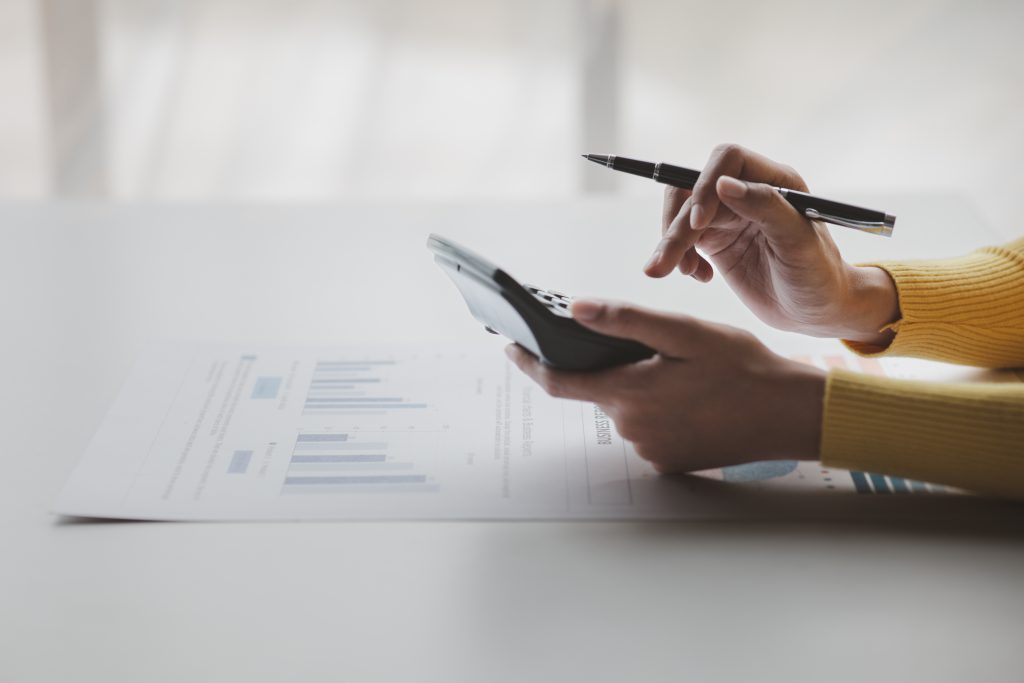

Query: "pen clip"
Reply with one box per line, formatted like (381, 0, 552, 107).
(804, 208, 895, 237)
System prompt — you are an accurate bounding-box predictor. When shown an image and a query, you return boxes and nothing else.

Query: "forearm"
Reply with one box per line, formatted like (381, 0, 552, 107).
(821, 369, 1024, 498)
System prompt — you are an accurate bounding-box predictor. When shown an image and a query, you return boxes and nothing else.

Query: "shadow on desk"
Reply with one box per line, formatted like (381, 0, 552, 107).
(53, 475, 1024, 538)
(613, 474, 1024, 535)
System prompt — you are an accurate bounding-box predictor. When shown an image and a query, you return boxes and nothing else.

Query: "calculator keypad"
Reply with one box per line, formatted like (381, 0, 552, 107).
(525, 284, 573, 318)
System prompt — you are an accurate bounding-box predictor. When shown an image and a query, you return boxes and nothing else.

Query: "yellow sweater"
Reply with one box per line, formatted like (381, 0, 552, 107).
(821, 239, 1024, 498)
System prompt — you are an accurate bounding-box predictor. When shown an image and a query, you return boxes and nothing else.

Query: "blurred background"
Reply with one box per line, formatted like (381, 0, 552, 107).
(1, 0, 1021, 238)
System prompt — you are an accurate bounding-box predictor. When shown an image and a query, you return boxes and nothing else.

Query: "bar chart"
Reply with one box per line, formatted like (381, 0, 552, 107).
(848, 471, 944, 495)
(280, 431, 438, 495)
(302, 360, 428, 416)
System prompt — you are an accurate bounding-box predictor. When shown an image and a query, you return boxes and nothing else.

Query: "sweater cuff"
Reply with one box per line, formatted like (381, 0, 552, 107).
(841, 244, 1024, 367)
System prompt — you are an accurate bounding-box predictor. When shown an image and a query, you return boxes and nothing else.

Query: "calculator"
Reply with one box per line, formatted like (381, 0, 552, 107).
(428, 234, 655, 370)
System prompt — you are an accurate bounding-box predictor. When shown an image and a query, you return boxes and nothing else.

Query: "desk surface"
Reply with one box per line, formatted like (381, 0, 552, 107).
(2, 196, 1023, 683)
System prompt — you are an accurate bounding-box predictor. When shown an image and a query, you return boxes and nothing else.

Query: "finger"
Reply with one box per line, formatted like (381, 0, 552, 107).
(715, 176, 812, 247)
(646, 197, 698, 278)
(677, 248, 699, 276)
(505, 345, 629, 401)
(661, 185, 691, 233)
(689, 143, 808, 231)
(691, 255, 714, 282)
(568, 300, 717, 359)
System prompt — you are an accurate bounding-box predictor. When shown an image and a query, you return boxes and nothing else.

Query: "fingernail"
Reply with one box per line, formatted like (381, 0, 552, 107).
(504, 345, 516, 359)
(690, 203, 705, 229)
(570, 299, 602, 321)
(644, 250, 661, 270)
(718, 175, 747, 199)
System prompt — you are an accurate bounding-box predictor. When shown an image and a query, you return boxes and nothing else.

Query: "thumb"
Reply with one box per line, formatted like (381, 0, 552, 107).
(570, 299, 713, 359)
(715, 175, 809, 244)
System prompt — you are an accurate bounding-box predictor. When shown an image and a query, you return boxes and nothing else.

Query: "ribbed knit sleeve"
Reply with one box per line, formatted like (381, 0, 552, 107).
(822, 238, 1024, 497)
(821, 369, 1024, 498)
(843, 238, 1024, 368)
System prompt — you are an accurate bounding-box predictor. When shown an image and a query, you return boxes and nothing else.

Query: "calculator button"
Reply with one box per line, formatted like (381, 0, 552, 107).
(524, 284, 575, 316)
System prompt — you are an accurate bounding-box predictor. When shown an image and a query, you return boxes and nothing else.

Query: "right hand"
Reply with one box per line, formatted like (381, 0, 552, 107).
(644, 144, 899, 344)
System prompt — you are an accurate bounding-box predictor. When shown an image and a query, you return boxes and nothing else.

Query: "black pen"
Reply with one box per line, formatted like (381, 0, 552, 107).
(583, 154, 896, 237)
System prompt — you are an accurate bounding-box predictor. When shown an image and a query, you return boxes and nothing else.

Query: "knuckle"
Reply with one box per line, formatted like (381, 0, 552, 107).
(713, 142, 743, 160)
(740, 327, 759, 343)
(779, 164, 809, 191)
(727, 326, 762, 352)
(609, 304, 642, 335)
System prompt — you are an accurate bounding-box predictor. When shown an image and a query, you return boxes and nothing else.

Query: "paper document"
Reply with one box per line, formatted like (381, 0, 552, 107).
(56, 345, 1013, 520)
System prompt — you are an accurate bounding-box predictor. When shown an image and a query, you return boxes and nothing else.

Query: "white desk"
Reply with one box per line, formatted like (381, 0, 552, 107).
(2, 197, 1023, 682)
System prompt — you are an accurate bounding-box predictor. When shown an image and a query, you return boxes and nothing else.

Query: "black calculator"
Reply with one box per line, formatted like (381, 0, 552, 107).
(428, 234, 655, 370)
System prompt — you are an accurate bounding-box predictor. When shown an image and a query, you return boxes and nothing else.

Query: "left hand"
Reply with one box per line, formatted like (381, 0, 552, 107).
(505, 299, 826, 473)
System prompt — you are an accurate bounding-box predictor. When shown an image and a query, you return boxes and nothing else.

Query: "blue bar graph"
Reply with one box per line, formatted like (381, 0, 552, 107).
(849, 471, 871, 494)
(285, 475, 427, 485)
(281, 425, 437, 495)
(305, 397, 406, 403)
(287, 462, 414, 472)
(310, 378, 381, 384)
(291, 454, 386, 463)
(303, 358, 427, 417)
(293, 441, 387, 451)
(296, 433, 349, 443)
(304, 403, 427, 410)
(850, 471, 942, 495)
(889, 476, 910, 493)
(868, 473, 891, 494)
(315, 361, 395, 366)
(305, 410, 387, 416)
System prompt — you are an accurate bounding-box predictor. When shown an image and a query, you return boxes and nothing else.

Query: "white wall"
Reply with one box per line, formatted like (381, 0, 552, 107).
(0, 0, 1020, 237)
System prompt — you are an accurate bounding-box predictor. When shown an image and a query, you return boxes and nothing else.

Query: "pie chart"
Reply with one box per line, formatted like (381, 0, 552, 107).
(720, 460, 799, 482)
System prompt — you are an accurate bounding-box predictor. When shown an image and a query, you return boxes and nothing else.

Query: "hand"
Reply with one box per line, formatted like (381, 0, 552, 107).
(644, 144, 899, 345)
(506, 299, 826, 474)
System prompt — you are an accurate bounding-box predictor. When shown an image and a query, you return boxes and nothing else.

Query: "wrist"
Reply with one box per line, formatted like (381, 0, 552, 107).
(772, 362, 826, 461)
(835, 265, 900, 345)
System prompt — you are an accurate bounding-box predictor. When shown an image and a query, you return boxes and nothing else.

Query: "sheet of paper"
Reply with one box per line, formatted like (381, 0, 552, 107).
(55, 344, 1017, 520)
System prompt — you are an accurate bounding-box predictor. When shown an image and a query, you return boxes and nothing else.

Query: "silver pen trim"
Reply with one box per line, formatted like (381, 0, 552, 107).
(777, 187, 895, 237)
(804, 208, 895, 237)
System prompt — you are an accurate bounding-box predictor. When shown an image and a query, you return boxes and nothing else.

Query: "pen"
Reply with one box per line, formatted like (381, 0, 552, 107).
(583, 154, 896, 237)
